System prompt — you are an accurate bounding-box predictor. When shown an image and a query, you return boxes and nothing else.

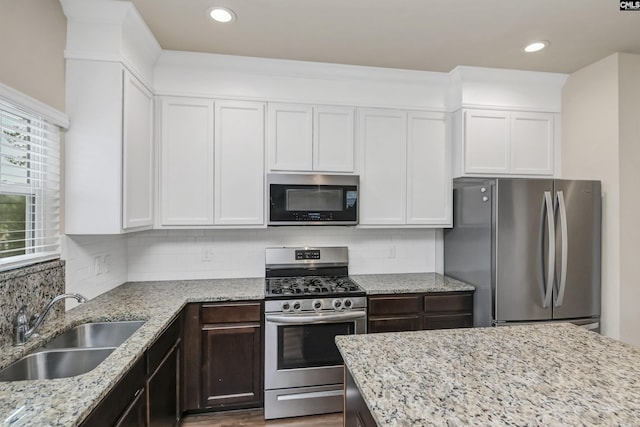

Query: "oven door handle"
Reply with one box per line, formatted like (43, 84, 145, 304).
(265, 311, 366, 325)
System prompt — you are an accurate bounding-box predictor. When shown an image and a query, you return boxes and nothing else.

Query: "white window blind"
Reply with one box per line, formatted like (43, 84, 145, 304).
(0, 98, 61, 270)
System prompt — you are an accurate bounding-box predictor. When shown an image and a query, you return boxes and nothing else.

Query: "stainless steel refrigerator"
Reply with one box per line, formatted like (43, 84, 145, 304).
(444, 178, 601, 330)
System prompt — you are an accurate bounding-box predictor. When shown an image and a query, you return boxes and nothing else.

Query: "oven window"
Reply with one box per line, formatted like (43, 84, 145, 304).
(286, 188, 343, 211)
(277, 322, 354, 370)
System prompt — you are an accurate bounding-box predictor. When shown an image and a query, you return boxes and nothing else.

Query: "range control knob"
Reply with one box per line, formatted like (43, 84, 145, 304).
(343, 298, 353, 309)
(282, 302, 291, 312)
(293, 301, 302, 312)
(312, 300, 323, 311)
(332, 299, 343, 310)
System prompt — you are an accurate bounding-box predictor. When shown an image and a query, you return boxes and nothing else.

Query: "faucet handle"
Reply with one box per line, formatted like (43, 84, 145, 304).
(16, 305, 28, 326)
(14, 306, 29, 346)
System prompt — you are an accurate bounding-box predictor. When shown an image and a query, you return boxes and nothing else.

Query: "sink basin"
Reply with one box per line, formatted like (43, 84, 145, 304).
(0, 348, 115, 381)
(42, 320, 145, 349)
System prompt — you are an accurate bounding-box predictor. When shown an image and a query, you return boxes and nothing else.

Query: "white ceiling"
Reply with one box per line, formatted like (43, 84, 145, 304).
(131, 0, 640, 74)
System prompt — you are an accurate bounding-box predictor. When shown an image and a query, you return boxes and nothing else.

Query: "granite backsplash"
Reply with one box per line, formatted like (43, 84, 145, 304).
(0, 259, 65, 345)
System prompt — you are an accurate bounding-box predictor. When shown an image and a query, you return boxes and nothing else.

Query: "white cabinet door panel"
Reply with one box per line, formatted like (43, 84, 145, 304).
(215, 101, 265, 225)
(160, 98, 214, 225)
(464, 109, 510, 174)
(358, 109, 407, 225)
(511, 112, 554, 175)
(313, 106, 355, 172)
(122, 70, 154, 230)
(407, 112, 451, 225)
(268, 103, 312, 171)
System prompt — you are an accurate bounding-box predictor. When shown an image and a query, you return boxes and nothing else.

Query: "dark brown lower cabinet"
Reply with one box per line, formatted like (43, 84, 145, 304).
(368, 291, 474, 333)
(146, 313, 182, 427)
(344, 367, 376, 427)
(79, 313, 183, 427)
(201, 322, 262, 408)
(115, 388, 146, 427)
(79, 356, 146, 427)
(183, 301, 264, 413)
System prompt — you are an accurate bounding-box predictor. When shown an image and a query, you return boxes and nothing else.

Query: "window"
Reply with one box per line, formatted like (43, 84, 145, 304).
(0, 97, 61, 270)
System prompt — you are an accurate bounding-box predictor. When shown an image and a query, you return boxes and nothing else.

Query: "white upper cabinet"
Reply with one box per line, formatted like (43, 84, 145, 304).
(464, 109, 510, 174)
(268, 103, 355, 173)
(313, 106, 355, 172)
(65, 62, 154, 234)
(268, 103, 313, 171)
(510, 112, 554, 175)
(457, 108, 555, 176)
(358, 109, 407, 225)
(159, 97, 215, 226)
(214, 101, 265, 225)
(358, 109, 451, 227)
(407, 112, 451, 225)
(159, 97, 266, 227)
(122, 70, 154, 230)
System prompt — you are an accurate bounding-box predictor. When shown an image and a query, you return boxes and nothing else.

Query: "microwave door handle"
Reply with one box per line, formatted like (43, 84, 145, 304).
(265, 311, 366, 325)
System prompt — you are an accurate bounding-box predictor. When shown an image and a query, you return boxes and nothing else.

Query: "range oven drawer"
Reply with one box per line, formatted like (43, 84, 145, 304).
(264, 384, 343, 420)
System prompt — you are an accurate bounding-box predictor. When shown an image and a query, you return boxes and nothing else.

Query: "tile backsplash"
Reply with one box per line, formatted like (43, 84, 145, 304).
(0, 259, 65, 345)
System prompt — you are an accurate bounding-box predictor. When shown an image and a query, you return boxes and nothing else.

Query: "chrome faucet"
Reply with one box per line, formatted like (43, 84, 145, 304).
(14, 293, 87, 346)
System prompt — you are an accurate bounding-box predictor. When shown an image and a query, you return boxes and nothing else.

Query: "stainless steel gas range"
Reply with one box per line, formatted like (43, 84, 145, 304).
(263, 246, 367, 420)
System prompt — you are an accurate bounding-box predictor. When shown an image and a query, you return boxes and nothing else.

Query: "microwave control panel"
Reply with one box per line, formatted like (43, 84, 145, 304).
(295, 249, 321, 260)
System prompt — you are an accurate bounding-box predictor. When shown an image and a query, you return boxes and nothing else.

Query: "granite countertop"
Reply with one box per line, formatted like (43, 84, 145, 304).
(352, 273, 474, 294)
(336, 324, 640, 426)
(0, 278, 264, 427)
(0, 272, 473, 426)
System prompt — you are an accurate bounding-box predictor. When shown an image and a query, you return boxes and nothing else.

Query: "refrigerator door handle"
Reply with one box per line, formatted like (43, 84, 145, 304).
(543, 191, 555, 308)
(555, 190, 569, 306)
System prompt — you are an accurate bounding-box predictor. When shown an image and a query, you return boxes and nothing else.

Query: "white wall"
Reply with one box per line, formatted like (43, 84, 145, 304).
(561, 54, 620, 339)
(562, 52, 640, 345)
(0, 0, 66, 111)
(618, 53, 640, 346)
(127, 228, 438, 281)
(62, 235, 128, 309)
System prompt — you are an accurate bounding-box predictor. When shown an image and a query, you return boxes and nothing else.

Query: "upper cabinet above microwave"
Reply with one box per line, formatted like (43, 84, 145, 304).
(267, 103, 355, 173)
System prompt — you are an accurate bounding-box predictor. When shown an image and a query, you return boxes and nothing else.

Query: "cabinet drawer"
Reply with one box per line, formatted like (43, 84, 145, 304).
(368, 295, 421, 315)
(201, 302, 262, 324)
(423, 292, 473, 313)
(369, 315, 420, 334)
(423, 314, 473, 330)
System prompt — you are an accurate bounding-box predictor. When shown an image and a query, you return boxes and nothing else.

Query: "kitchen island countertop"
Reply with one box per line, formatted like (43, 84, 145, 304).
(336, 323, 640, 426)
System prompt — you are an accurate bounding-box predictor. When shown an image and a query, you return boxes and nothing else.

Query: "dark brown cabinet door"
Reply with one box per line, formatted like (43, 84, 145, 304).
(147, 343, 180, 427)
(79, 358, 146, 427)
(344, 368, 376, 427)
(368, 315, 420, 333)
(201, 324, 262, 408)
(182, 302, 264, 413)
(368, 295, 421, 333)
(368, 291, 474, 334)
(115, 388, 146, 427)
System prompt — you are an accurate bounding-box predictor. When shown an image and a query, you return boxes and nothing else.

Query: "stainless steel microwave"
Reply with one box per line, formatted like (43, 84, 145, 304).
(267, 173, 359, 225)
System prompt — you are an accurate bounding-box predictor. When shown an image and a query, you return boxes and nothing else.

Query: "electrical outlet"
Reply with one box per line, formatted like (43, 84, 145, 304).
(201, 248, 212, 262)
(93, 256, 103, 275)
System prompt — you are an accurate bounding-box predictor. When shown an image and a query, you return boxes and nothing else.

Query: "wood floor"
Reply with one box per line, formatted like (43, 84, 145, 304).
(180, 409, 343, 427)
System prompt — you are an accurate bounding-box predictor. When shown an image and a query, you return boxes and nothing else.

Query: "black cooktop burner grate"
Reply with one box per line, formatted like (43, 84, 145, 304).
(265, 275, 364, 297)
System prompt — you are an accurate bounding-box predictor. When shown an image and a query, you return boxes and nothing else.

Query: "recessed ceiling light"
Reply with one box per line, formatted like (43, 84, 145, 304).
(524, 41, 549, 53)
(208, 7, 236, 23)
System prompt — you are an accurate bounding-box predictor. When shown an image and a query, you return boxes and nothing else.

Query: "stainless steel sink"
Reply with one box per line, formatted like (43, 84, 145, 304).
(0, 348, 116, 381)
(42, 320, 145, 350)
(0, 320, 146, 382)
